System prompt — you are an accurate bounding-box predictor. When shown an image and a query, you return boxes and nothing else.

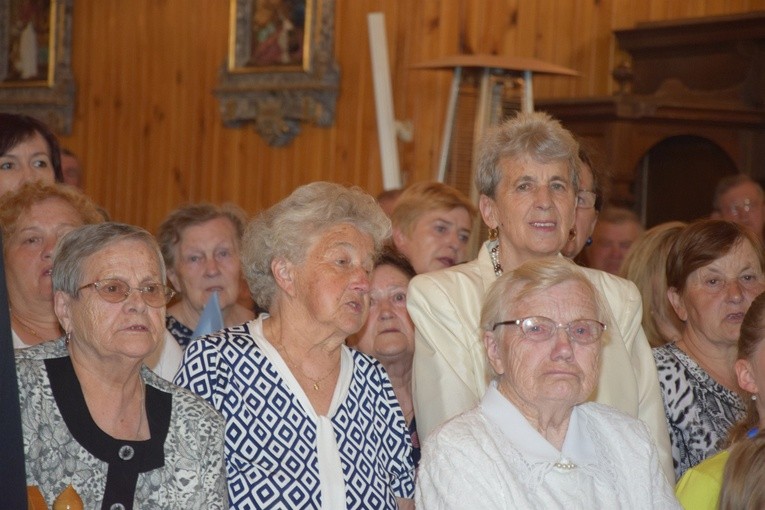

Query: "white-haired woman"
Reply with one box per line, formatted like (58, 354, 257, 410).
(175, 182, 415, 509)
(416, 257, 680, 509)
(407, 111, 673, 481)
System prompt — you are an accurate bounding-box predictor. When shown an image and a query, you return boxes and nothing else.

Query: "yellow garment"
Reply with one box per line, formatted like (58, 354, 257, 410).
(675, 450, 729, 510)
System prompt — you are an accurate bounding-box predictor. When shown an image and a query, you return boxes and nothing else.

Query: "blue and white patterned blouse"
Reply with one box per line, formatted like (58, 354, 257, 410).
(175, 316, 415, 509)
(166, 314, 194, 348)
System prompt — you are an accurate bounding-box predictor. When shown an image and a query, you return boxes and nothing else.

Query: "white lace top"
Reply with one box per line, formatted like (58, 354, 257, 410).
(416, 383, 681, 509)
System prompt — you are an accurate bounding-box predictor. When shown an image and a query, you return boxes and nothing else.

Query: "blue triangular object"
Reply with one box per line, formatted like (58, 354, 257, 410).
(192, 291, 224, 339)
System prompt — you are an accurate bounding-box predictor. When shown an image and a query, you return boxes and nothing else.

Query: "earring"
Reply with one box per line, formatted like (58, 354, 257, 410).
(65, 331, 71, 346)
(488, 228, 498, 241)
(753, 394, 758, 401)
(585, 237, 593, 247)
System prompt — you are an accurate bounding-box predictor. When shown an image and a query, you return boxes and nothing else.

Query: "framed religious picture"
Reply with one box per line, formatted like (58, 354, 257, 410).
(0, 0, 55, 86)
(217, 0, 339, 146)
(230, 0, 312, 72)
(0, 0, 75, 133)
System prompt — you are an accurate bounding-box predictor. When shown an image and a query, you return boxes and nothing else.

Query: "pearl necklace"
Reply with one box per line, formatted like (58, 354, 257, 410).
(553, 458, 577, 471)
(490, 243, 503, 277)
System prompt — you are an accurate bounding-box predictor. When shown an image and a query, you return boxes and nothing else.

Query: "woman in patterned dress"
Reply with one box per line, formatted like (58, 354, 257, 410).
(157, 203, 255, 348)
(175, 182, 415, 509)
(17, 223, 227, 509)
(675, 291, 765, 509)
(654, 219, 765, 480)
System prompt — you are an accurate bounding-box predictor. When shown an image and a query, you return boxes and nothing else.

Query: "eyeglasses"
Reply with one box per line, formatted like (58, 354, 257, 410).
(77, 278, 175, 308)
(576, 190, 598, 209)
(725, 199, 761, 218)
(492, 316, 606, 345)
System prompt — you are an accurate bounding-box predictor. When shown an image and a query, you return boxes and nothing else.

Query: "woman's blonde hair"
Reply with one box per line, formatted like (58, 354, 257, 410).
(391, 181, 477, 237)
(727, 291, 765, 445)
(719, 430, 765, 510)
(620, 221, 685, 347)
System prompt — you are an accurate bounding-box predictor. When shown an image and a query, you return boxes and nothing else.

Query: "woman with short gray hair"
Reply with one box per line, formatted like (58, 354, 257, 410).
(242, 180, 391, 310)
(177, 182, 415, 509)
(407, 110, 674, 482)
(17, 222, 227, 509)
(157, 202, 254, 348)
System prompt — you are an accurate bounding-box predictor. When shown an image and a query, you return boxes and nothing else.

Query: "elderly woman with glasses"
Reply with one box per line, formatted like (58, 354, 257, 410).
(561, 145, 609, 260)
(16, 223, 227, 509)
(416, 257, 680, 509)
(0, 181, 182, 381)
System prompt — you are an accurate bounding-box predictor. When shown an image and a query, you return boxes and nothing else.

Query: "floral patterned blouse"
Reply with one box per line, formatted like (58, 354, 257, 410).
(16, 339, 228, 510)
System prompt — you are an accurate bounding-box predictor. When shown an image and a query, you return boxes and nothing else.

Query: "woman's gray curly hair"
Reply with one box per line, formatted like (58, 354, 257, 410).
(242, 182, 391, 310)
(475, 111, 580, 198)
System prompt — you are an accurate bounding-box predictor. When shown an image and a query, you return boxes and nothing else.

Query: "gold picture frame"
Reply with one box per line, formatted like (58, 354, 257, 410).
(216, 0, 339, 146)
(0, 0, 75, 133)
(0, 0, 56, 86)
(228, 0, 313, 73)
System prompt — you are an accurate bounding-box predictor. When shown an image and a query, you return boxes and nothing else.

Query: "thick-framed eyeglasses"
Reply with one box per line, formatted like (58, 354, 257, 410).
(77, 278, 175, 308)
(492, 316, 606, 345)
(576, 190, 598, 209)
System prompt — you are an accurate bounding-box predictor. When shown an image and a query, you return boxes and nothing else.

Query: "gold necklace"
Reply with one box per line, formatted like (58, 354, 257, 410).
(276, 342, 339, 391)
(11, 309, 60, 341)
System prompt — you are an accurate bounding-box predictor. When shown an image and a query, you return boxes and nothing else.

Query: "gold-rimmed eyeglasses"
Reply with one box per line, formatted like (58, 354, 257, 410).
(77, 278, 175, 308)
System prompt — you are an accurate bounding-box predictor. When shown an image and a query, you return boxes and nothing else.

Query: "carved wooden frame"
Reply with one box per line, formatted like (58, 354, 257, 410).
(216, 0, 339, 147)
(0, 0, 75, 134)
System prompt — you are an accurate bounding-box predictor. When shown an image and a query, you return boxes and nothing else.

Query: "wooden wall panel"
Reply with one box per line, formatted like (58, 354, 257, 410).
(54, 0, 765, 233)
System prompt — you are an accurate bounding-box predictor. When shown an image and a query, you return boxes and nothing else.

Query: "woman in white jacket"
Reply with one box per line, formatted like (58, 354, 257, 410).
(407, 111, 674, 482)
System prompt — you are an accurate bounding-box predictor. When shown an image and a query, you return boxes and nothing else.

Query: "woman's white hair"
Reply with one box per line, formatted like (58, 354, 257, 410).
(480, 257, 608, 334)
(242, 181, 391, 310)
